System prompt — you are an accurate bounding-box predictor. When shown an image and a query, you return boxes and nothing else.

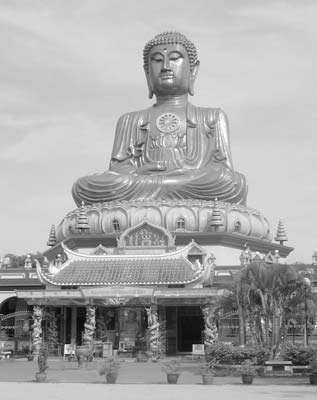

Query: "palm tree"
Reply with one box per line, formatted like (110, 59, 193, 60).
(232, 261, 313, 358)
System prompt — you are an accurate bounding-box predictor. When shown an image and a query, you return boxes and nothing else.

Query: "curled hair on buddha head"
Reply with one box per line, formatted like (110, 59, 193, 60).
(143, 31, 199, 73)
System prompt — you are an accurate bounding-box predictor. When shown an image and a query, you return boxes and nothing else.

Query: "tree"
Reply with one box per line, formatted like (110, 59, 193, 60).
(2, 252, 44, 269)
(230, 261, 314, 358)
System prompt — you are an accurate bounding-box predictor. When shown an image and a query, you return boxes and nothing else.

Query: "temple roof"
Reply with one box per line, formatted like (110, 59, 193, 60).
(39, 257, 202, 286)
(38, 241, 209, 286)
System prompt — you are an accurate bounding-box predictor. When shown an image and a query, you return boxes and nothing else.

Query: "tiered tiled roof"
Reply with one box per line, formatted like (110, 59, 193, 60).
(40, 257, 201, 286)
(38, 241, 210, 286)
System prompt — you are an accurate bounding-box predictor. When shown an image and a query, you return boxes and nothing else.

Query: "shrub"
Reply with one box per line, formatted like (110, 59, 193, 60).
(161, 359, 181, 374)
(239, 359, 257, 376)
(98, 357, 120, 376)
(205, 343, 270, 366)
(281, 344, 317, 366)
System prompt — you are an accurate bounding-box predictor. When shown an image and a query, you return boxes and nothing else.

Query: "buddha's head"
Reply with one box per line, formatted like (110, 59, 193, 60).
(143, 32, 200, 99)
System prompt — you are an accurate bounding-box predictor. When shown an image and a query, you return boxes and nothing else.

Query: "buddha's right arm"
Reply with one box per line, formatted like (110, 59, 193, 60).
(109, 111, 148, 173)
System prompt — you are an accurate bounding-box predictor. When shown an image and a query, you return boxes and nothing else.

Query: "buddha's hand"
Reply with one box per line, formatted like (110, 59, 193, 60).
(136, 162, 167, 175)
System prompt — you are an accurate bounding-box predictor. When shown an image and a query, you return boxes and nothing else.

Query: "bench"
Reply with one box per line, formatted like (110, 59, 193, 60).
(264, 360, 293, 376)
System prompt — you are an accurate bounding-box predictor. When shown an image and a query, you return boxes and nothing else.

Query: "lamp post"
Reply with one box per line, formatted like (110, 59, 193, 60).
(303, 277, 311, 347)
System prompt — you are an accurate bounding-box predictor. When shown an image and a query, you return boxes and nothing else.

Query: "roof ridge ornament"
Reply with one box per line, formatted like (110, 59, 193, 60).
(274, 219, 288, 245)
(47, 224, 57, 247)
(76, 201, 90, 234)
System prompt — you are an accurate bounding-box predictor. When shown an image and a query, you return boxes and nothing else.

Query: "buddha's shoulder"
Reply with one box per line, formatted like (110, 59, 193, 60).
(189, 104, 228, 122)
(116, 108, 149, 124)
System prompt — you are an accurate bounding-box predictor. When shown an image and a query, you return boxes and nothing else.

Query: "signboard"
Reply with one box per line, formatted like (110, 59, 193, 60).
(81, 287, 155, 298)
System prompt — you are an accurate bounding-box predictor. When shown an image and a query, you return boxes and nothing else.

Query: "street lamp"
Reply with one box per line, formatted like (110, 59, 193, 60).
(303, 277, 311, 347)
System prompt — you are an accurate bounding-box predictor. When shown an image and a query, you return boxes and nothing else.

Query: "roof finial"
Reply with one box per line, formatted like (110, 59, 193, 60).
(76, 201, 90, 234)
(47, 224, 57, 247)
(210, 198, 223, 232)
(274, 219, 288, 245)
(253, 251, 262, 262)
(240, 248, 251, 266)
(24, 254, 32, 270)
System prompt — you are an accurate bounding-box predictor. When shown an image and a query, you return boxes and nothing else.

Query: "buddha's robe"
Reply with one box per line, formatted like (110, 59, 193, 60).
(72, 103, 247, 205)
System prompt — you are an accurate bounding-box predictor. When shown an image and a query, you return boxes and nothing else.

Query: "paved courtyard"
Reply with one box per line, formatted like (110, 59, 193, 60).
(0, 358, 315, 400)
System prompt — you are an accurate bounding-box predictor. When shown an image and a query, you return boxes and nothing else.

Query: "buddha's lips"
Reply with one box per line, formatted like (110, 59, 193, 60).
(159, 72, 174, 80)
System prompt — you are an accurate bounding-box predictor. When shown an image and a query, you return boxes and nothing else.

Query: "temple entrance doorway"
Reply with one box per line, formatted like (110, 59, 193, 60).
(177, 307, 204, 352)
(166, 306, 204, 355)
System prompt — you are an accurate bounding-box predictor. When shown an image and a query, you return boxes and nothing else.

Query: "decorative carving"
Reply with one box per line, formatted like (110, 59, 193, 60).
(32, 306, 43, 354)
(57, 200, 272, 244)
(83, 305, 96, 345)
(156, 112, 180, 133)
(145, 306, 165, 360)
(117, 221, 175, 248)
(202, 305, 218, 347)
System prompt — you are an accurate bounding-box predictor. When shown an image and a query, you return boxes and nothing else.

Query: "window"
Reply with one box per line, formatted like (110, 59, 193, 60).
(112, 219, 120, 232)
(234, 221, 241, 233)
(176, 217, 185, 230)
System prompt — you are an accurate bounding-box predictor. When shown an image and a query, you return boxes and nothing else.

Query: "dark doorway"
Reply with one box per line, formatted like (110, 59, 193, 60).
(177, 313, 204, 352)
(165, 306, 204, 354)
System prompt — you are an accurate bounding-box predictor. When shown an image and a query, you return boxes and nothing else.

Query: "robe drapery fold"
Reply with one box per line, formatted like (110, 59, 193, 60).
(72, 103, 248, 206)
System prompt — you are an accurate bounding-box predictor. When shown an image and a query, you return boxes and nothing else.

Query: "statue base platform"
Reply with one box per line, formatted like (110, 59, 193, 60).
(51, 199, 293, 258)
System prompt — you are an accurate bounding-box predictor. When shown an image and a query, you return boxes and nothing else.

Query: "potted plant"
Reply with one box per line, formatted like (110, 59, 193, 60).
(199, 360, 218, 385)
(240, 359, 257, 384)
(309, 359, 317, 385)
(35, 349, 48, 382)
(161, 359, 181, 384)
(27, 350, 34, 362)
(98, 357, 120, 384)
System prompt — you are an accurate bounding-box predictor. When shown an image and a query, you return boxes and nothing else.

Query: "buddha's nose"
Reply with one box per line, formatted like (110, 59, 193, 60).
(161, 55, 171, 71)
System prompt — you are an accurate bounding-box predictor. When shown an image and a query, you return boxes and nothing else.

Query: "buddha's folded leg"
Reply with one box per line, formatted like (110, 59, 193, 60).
(72, 171, 171, 205)
(159, 168, 247, 205)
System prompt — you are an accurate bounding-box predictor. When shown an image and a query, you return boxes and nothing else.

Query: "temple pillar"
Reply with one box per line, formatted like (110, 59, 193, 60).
(202, 304, 218, 348)
(71, 306, 77, 344)
(83, 305, 96, 345)
(146, 305, 161, 360)
(31, 305, 43, 355)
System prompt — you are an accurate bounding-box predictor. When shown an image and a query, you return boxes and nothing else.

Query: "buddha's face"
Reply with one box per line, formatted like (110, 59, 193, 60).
(146, 43, 197, 97)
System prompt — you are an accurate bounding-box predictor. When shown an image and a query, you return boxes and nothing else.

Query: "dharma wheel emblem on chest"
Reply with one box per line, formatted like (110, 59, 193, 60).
(156, 113, 180, 134)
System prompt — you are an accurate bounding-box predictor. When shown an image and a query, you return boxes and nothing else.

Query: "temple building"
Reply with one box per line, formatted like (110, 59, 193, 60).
(0, 31, 315, 358)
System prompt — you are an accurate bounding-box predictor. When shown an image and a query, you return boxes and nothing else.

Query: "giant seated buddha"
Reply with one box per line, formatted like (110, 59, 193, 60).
(72, 32, 248, 207)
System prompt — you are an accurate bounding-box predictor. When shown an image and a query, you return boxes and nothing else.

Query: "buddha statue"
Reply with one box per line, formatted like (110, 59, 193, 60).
(72, 32, 247, 206)
(120, 310, 140, 341)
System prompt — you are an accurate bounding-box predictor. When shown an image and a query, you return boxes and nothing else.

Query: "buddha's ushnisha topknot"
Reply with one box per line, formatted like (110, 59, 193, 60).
(143, 31, 198, 73)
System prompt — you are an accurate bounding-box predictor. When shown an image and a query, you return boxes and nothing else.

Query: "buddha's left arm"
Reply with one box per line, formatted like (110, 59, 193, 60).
(211, 109, 235, 170)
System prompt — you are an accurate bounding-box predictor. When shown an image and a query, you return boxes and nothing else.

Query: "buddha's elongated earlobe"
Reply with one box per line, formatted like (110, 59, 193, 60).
(189, 61, 200, 96)
(144, 68, 154, 99)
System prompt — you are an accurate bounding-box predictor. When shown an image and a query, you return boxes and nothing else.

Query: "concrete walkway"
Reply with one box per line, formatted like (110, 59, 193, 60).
(0, 358, 315, 400)
(0, 382, 316, 400)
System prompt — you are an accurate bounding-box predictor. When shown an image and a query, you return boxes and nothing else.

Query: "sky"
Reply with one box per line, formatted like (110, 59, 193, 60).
(0, 0, 316, 263)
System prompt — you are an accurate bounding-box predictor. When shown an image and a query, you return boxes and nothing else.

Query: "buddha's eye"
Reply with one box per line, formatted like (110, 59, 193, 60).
(169, 52, 182, 61)
(151, 53, 164, 62)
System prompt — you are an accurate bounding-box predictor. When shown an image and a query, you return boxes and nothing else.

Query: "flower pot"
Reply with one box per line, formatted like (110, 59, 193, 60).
(35, 372, 47, 382)
(202, 374, 213, 385)
(309, 373, 317, 385)
(106, 372, 118, 384)
(242, 374, 254, 385)
(167, 373, 179, 384)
